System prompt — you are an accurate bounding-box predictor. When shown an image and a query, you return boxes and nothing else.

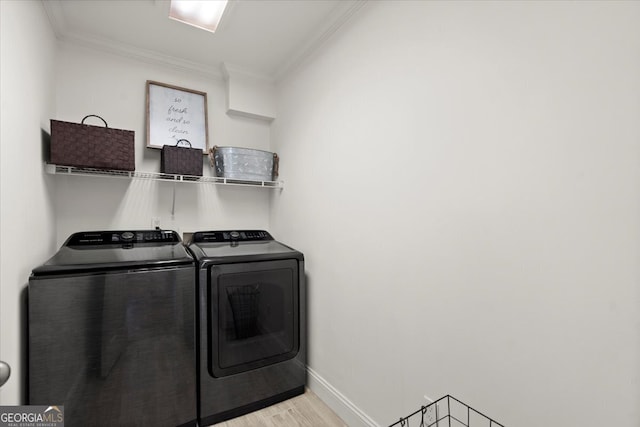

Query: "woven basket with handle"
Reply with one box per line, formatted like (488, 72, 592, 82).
(50, 115, 135, 171)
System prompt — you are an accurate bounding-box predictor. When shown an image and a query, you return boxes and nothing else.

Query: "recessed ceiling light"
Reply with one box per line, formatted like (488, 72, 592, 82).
(169, 0, 228, 34)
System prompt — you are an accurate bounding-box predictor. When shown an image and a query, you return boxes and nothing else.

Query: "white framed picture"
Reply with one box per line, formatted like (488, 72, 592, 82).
(146, 80, 209, 153)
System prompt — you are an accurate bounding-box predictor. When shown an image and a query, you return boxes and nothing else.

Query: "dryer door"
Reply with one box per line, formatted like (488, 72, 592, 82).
(208, 259, 299, 377)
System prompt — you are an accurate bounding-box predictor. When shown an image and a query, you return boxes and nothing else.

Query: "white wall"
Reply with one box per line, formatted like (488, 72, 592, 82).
(0, 1, 57, 404)
(53, 43, 272, 245)
(271, 1, 640, 426)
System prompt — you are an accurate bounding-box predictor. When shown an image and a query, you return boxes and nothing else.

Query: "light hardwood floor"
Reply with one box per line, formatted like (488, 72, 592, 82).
(211, 390, 348, 427)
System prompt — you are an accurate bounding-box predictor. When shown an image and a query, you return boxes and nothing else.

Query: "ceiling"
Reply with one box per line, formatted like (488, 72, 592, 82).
(42, 0, 366, 81)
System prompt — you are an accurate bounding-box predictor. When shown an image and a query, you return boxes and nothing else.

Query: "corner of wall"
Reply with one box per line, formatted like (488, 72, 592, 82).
(221, 62, 276, 121)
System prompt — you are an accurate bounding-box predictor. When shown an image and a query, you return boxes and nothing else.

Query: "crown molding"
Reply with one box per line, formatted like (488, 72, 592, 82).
(40, 0, 367, 85)
(62, 31, 224, 80)
(274, 0, 368, 83)
(41, 0, 223, 80)
(221, 63, 275, 83)
(41, 0, 67, 39)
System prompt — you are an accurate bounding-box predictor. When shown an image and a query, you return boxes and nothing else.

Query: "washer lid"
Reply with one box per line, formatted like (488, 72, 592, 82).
(31, 230, 194, 276)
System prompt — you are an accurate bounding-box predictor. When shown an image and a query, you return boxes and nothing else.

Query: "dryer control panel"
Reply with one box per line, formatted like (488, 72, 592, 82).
(192, 230, 273, 243)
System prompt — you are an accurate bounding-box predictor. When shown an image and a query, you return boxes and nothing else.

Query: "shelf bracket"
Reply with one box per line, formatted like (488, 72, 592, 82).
(171, 182, 177, 219)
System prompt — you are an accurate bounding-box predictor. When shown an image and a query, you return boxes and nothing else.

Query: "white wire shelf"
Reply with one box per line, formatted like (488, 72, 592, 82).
(45, 164, 283, 189)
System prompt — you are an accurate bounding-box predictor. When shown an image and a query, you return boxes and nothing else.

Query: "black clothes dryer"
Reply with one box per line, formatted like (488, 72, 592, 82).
(29, 230, 197, 427)
(188, 230, 306, 425)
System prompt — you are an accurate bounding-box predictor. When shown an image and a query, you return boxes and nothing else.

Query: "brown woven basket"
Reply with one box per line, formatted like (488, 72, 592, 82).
(50, 115, 135, 171)
(161, 139, 203, 176)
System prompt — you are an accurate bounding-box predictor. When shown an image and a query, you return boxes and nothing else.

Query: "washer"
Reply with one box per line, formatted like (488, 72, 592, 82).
(188, 230, 306, 425)
(29, 230, 197, 427)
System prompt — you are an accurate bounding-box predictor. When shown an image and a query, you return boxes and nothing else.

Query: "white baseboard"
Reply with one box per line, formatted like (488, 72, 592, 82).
(307, 367, 380, 427)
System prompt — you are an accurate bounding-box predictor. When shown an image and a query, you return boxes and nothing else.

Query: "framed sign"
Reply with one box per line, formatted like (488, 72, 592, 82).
(146, 80, 209, 153)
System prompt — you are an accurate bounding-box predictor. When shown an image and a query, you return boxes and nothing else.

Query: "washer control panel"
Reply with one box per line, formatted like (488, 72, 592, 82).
(67, 230, 180, 246)
(192, 230, 273, 243)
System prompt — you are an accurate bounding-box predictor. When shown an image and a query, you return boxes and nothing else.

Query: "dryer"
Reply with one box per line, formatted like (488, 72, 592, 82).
(188, 230, 306, 425)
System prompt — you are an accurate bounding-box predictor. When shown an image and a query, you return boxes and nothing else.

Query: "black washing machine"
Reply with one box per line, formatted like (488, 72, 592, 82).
(29, 230, 197, 427)
(187, 230, 306, 425)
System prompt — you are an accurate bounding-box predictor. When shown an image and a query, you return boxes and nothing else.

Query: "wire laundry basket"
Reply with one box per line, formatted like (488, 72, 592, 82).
(389, 395, 504, 427)
(227, 285, 260, 339)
